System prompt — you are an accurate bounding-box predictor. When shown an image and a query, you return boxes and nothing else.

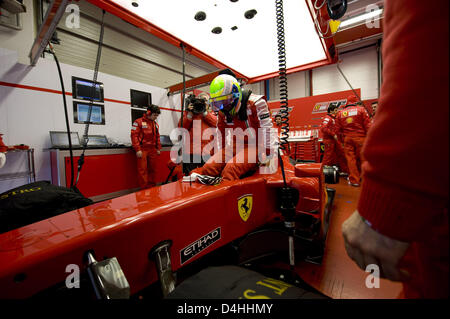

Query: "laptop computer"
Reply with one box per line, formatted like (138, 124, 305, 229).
(49, 131, 82, 149)
(160, 135, 173, 147)
(84, 135, 110, 148)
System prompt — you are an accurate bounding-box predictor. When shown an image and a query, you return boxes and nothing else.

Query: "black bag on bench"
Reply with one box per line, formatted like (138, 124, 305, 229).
(0, 181, 93, 234)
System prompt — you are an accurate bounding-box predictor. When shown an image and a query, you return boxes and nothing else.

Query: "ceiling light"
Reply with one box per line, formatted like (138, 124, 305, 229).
(211, 27, 222, 34)
(340, 8, 383, 28)
(109, 0, 329, 80)
(194, 11, 206, 21)
(244, 9, 257, 19)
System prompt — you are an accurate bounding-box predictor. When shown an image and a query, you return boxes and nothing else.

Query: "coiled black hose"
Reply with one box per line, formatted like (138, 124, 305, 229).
(275, 0, 289, 187)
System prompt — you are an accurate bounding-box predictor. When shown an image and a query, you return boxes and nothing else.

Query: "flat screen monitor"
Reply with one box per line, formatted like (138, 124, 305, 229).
(49, 131, 81, 148)
(130, 89, 152, 109)
(72, 76, 104, 102)
(73, 102, 105, 125)
(131, 108, 146, 123)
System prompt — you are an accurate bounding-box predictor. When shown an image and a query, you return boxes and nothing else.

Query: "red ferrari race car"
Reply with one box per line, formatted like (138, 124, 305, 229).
(0, 155, 338, 299)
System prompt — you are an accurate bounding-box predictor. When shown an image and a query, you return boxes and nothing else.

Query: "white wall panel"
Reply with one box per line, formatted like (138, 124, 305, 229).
(268, 71, 308, 101)
(0, 55, 181, 193)
(245, 81, 264, 96)
(312, 46, 379, 100)
(0, 0, 35, 65)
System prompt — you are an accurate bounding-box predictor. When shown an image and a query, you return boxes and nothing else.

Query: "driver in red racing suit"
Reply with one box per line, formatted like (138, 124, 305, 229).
(192, 74, 278, 182)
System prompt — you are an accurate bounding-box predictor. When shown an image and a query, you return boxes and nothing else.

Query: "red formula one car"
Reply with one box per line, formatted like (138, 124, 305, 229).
(0, 155, 337, 299)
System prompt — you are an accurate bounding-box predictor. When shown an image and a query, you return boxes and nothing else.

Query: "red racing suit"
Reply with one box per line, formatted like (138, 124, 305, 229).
(358, 0, 448, 298)
(195, 94, 278, 181)
(320, 114, 348, 173)
(0, 134, 7, 153)
(178, 111, 217, 161)
(131, 115, 161, 189)
(335, 105, 371, 184)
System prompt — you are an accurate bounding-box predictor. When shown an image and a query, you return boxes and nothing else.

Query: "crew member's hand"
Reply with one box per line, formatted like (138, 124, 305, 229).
(157, 150, 160, 155)
(258, 154, 273, 167)
(342, 210, 411, 282)
(136, 150, 143, 158)
(334, 135, 338, 141)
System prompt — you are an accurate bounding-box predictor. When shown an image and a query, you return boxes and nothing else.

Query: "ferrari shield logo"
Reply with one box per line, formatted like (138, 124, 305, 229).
(238, 194, 253, 222)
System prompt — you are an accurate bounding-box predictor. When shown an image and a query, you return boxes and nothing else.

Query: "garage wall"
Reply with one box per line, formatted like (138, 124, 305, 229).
(0, 0, 36, 65)
(53, 0, 218, 89)
(312, 46, 379, 100)
(266, 45, 379, 102)
(0, 50, 181, 193)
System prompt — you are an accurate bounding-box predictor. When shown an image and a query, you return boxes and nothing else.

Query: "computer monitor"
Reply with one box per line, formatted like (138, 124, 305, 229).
(49, 131, 81, 148)
(73, 102, 105, 125)
(72, 76, 104, 102)
(130, 89, 152, 109)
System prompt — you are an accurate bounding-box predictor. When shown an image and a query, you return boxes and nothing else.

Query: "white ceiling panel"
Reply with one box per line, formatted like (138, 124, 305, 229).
(109, 0, 328, 79)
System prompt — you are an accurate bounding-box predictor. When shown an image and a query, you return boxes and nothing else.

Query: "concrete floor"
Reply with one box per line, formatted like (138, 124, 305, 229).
(294, 178, 403, 299)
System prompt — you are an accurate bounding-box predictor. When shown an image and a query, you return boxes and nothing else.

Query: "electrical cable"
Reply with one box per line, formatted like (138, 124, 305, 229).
(47, 44, 75, 189)
(336, 62, 373, 117)
(275, 0, 298, 279)
(75, 9, 106, 187)
(313, 0, 340, 39)
(314, 0, 327, 10)
(179, 42, 188, 177)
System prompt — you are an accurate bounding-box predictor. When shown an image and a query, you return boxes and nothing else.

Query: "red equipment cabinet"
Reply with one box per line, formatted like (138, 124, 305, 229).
(49, 147, 172, 201)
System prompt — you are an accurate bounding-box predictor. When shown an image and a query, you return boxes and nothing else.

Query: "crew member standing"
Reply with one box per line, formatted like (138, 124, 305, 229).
(335, 95, 371, 186)
(342, 0, 448, 299)
(178, 92, 217, 174)
(371, 101, 378, 117)
(274, 114, 283, 136)
(320, 105, 348, 175)
(131, 104, 161, 189)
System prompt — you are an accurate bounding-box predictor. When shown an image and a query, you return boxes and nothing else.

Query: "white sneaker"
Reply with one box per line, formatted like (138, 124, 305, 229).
(183, 173, 222, 185)
(197, 175, 223, 185)
(182, 173, 200, 182)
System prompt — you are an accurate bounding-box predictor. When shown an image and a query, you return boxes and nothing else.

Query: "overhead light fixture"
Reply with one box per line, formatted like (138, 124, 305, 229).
(194, 11, 206, 21)
(244, 9, 257, 19)
(340, 8, 383, 28)
(107, 0, 330, 80)
(211, 27, 222, 34)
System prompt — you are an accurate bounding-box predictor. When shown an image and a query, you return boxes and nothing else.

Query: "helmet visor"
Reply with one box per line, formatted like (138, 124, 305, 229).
(210, 94, 237, 113)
